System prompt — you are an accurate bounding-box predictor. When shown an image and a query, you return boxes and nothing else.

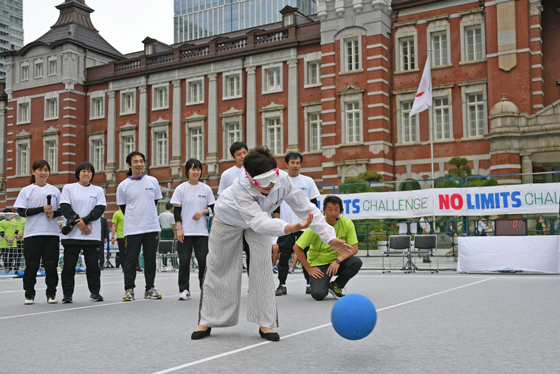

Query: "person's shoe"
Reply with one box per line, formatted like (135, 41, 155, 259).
(62, 295, 73, 304)
(273, 266, 278, 273)
(47, 295, 58, 304)
(136, 267, 143, 272)
(123, 289, 134, 301)
(259, 328, 280, 341)
(306, 285, 312, 295)
(328, 282, 344, 299)
(288, 267, 294, 274)
(24, 296, 34, 305)
(191, 327, 211, 340)
(423, 257, 432, 263)
(179, 290, 191, 300)
(145, 287, 162, 300)
(90, 293, 104, 302)
(275, 285, 287, 296)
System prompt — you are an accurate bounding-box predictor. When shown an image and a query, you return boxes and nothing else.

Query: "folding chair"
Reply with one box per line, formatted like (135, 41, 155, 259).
(157, 239, 177, 272)
(382, 235, 410, 273)
(412, 235, 438, 273)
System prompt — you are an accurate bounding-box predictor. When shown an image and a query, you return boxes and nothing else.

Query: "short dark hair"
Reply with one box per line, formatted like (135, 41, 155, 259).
(30, 160, 51, 184)
(125, 151, 145, 176)
(323, 195, 344, 213)
(185, 158, 203, 177)
(165, 202, 174, 210)
(229, 141, 248, 157)
(244, 146, 277, 177)
(284, 152, 303, 164)
(75, 162, 95, 182)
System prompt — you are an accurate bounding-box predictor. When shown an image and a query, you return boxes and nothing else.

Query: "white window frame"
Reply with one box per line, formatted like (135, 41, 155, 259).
(461, 83, 488, 138)
(17, 97, 31, 125)
(150, 124, 169, 166)
(303, 104, 322, 152)
(185, 114, 206, 161)
(460, 13, 486, 63)
(339, 91, 364, 144)
(89, 134, 105, 172)
(152, 83, 169, 111)
(223, 70, 242, 100)
(396, 93, 420, 144)
(339, 34, 362, 74)
(427, 19, 451, 68)
(89, 91, 105, 120)
(15, 135, 30, 176)
(42, 130, 59, 172)
(34, 59, 43, 79)
(120, 89, 137, 115)
(220, 108, 244, 160)
(395, 26, 418, 73)
(260, 104, 285, 156)
(429, 88, 453, 141)
(48, 56, 58, 76)
(265, 117, 283, 155)
(303, 52, 322, 88)
(119, 127, 137, 169)
(20, 61, 29, 81)
(186, 77, 204, 105)
(44, 93, 59, 121)
(262, 63, 283, 94)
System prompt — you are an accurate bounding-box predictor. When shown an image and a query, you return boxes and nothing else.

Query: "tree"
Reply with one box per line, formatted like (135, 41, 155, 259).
(339, 171, 384, 194)
(437, 157, 497, 187)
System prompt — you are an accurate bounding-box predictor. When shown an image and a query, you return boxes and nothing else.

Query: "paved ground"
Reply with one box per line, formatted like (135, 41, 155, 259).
(0, 268, 557, 374)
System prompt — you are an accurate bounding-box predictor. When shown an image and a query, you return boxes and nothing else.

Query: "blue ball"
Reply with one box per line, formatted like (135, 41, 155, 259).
(331, 294, 377, 340)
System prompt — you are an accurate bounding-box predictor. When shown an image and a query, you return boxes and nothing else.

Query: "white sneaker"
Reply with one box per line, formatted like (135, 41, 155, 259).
(179, 290, 191, 300)
(24, 296, 34, 305)
(47, 295, 58, 304)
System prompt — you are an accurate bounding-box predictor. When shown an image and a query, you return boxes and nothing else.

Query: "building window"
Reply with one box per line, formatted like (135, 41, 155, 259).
(308, 112, 322, 152)
(34, 61, 43, 78)
(21, 64, 29, 81)
(91, 97, 104, 119)
(263, 65, 282, 93)
(152, 85, 169, 110)
(189, 127, 204, 160)
(121, 134, 135, 168)
(44, 139, 58, 172)
(48, 59, 57, 75)
(120, 91, 136, 115)
(400, 37, 415, 71)
(307, 61, 321, 85)
(467, 93, 485, 137)
(225, 122, 241, 159)
(18, 102, 30, 124)
(90, 138, 104, 172)
(284, 14, 293, 27)
(431, 32, 448, 66)
(45, 97, 58, 120)
(401, 101, 418, 143)
(345, 102, 361, 143)
(465, 26, 483, 61)
(16, 142, 29, 175)
(153, 130, 168, 165)
(223, 71, 242, 99)
(265, 118, 282, 155)
(433, 97, 450, 139)
(187, 79, 204, 105)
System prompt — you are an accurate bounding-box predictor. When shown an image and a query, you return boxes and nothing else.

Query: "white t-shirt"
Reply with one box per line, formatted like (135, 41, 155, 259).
(215, 168, 335, 244)
(13, 183, 61, 238)
(116, 175, 163, 237)
(158, 211, 175, 229)
(279, 174, 320, 226)
(170, 182, 216, 236)
(217, 165, 243, 195)
(60, 183, 107, 242)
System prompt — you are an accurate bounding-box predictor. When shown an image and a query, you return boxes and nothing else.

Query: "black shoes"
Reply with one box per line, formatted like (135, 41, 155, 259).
(191, 327, 211, 340)
(306, 285, 312, 295)
(259, 328, 280, 342)
(90, 293, 104, 302)
(275, 285, 287, 296)
(62, 295, 73, 304)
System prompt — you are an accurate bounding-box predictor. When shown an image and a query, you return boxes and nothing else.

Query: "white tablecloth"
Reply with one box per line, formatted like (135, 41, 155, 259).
(457, 236, 560, 273)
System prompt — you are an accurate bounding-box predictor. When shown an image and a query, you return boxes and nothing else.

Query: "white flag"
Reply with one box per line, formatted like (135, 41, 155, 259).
(409, 55, 432, 116)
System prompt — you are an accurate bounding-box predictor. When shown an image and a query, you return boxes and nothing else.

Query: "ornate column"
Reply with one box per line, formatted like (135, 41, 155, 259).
(105, 90, 117, 184)
(170, 79, 183, 178)
(245, 66, 257, 149)
(286, 58, 299, 152)
(138, 85, 148, 160)
(206, 73, 219, 176)
(521, 154, 533, 184)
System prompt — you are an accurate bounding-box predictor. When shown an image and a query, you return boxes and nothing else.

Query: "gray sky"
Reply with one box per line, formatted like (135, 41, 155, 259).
(24, 0, 174, 55)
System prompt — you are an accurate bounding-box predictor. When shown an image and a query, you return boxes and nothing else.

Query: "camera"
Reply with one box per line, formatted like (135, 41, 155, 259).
(62, 214, 80, 235)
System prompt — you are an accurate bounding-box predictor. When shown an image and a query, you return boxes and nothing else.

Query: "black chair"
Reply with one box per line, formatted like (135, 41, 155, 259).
(412, 235, 438, 273)
(157, 239, 177, 271)
(383, 235, 410, 273)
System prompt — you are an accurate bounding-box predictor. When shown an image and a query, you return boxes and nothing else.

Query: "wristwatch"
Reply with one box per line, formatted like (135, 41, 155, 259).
(335, 258, 341, 264)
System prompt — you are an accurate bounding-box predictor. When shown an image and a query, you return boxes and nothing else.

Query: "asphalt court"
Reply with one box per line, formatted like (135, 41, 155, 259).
(0, 269, 558, 374)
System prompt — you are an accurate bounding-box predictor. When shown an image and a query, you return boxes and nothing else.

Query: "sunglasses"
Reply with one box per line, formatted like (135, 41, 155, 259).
(246, 168, 279, 188)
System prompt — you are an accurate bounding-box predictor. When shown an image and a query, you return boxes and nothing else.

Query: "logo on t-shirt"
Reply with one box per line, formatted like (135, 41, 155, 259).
(198, 195, 206, 199)
(145, 188, 154, 191)
(89, 196, 98, 200)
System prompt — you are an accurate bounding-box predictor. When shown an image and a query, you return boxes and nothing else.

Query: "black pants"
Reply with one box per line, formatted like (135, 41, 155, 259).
(277, 232, 309, 285)
(243, 234, 250, 276)
(22, 235, 60, 298)
(2, 246, 11, 270)
(61, 244, 101, 296)
(124, 232, 158, 291)
(177, 236, 208, 292)
(117, 238, 139, 269)
(309, 256, 362, 301)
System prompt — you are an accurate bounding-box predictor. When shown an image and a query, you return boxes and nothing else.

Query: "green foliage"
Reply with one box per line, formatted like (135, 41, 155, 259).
(467, 177, 499, 187)
(358, 171, 383, 182)
(339, 172, 384, 194)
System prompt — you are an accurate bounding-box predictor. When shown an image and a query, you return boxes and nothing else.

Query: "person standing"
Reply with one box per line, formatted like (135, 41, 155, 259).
(12, 213, 26, 272)
(111, 208, 141, 271)
(117, 151, 163, 301)
(59, 162, 106, 303)
(158, 202, 176, 240)
(13, 160, 62, 305)
(0, 209, 17, 273)
(275, 152, 320, 296)
(170, 159, 215, 301)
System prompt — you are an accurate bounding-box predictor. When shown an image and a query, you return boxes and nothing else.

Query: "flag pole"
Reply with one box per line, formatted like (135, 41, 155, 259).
(427, 48, 436, 233)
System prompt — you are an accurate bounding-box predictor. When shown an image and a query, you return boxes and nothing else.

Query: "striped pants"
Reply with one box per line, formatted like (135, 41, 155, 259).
(199, 218, 278, 328)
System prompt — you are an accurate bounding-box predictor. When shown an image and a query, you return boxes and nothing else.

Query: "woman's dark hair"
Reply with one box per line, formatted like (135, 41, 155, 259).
(30, 159, 51, 184)
(185, 158, 203, 179)
(125, 151, 145, 176)
(243, 146, 277, 178)
(75, 162, 95, 182)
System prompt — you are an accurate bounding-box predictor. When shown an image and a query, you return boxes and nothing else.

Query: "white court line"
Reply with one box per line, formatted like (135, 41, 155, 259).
(150, 277, 496, 374)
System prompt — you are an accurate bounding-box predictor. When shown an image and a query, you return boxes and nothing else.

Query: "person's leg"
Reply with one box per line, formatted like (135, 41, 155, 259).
(198, 219, 244, 327)
(309, 265, 331, 301)
(2, 247, 10, 271)
(192, 236, 208, 290)
(302, 248, 310, 284)
(15, 241, 24, 270)
(332, 257, 362, 289)
(244, 228, 277, 328)
(117, 238, 126, 269)
(242, 235, 250, 276)
(177, 236, 194, 293)
(61, 244, 80, 297)
(124, 235, 142, 291)
(98, 244, 104, 268)
(41, 236, 60, 298)
(277, 233, 295, 286)
(82, 245, 102, 295)
(142, 231, 159, 291)
(22, 236, 42, 299)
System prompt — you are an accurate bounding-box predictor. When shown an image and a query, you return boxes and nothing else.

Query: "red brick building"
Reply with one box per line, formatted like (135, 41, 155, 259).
(0, 0, 559, 215)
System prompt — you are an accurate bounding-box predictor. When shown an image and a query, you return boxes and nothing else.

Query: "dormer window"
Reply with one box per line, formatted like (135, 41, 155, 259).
(146, 44, 153, 55)
(284, 14, 293, 27)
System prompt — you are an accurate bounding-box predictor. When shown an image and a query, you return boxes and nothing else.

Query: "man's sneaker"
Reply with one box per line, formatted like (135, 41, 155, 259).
(62, 295, 73, 304)
(275, 285, 287, 296)
(90, 293, 104, 302)
(136, 267, 143, 273)
(328, 282, 345, 299)
(179, 290, 191, 300)
(288, 267, 294, 274)
(123, 289, 134, 301)
(273, 266, 278, 273)
(306, 285, 312, 295)
(24, 296, 34, 305)
(145, 287, 162, 300)
(47, 295, 58, 304)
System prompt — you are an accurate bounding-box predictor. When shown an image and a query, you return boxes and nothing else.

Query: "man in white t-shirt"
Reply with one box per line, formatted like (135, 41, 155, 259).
(117, 151, 163, 302)
(275, 152, 321, 296)
(159, 202, 176, 239)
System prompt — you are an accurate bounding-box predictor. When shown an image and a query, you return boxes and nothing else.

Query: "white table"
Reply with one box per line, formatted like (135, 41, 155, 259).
(457, 236, 560, 273)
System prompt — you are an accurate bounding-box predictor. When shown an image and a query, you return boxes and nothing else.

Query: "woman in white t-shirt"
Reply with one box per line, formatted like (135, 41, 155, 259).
(170, 159, 215, 301)
(13, 160, 62, 305)
(59, 162, 107, 304)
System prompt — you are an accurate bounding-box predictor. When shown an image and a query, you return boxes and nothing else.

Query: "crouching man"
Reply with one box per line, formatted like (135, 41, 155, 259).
(293, 195, 362, 300)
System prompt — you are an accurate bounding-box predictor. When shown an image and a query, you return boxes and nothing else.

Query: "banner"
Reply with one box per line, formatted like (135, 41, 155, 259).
(317, 183, 560, 220)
